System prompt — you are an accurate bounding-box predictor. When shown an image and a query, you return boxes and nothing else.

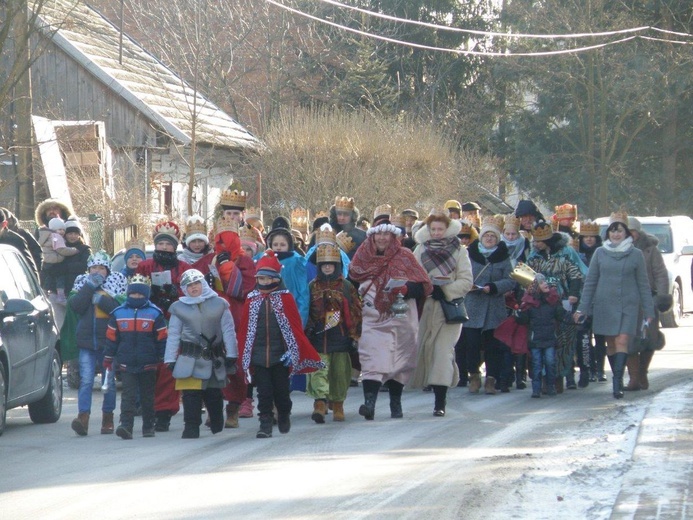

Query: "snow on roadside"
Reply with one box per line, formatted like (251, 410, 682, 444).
(487, 382, 693, 519)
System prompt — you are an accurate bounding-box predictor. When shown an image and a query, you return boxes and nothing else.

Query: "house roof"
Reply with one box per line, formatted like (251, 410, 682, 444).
(36, 0, 261, 152)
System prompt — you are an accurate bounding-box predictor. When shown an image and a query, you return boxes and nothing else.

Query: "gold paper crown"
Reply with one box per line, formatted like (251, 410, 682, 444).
(216, 216, 239, 235)
(185, 215, 207, 236)
(510, 263, 537, 288)
(245, 207, 263, 223)
(314, 210, 329, 219)
(128, 273, 152, 286)
(609, 210, 628, 226)
(291, 208, 309, 228)
(531, 221, 554, 241)
(504, 215, 521, 232)
(580, 220, 600, 237)
(219, 189, 247, 209)
(482, 214, 505, 232)
(391, 213, 406, 228)
(316, 244, 342, 264)
(125, 238, 146, 251)
(373, 204, 392, 221)
(336, 231, 355, 253)
(153, 220, 180, 240)
(238, 224, 257, 242)
(555, 203, 578, 220)
(334, 196, 355, 211)
(315, 223, 337, 245)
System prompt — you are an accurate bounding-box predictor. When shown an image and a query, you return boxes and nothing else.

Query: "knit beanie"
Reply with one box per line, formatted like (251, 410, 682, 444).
(255, 249, 282, 279)
(49, 217, 66, 231)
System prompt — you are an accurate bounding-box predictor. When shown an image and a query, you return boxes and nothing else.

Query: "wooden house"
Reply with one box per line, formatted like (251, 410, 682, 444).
(1, 0, 262, 223)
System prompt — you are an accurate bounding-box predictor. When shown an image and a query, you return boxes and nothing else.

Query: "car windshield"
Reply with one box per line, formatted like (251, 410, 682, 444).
(641, 224, 673, 254)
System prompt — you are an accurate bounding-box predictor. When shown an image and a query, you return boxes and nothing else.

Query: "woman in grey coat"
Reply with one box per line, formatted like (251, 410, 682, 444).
(461, 216, 516, 394)
(575, 212, 654, 399)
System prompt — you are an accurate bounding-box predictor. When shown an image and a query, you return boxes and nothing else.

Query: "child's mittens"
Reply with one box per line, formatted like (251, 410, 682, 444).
(87, 273, 106, 288)
(103, 356, 114, 371)
(280, 351, 292, 368)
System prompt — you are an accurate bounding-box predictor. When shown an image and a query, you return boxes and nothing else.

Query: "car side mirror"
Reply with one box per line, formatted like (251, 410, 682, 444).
(681, 245, 693, 256)
(1, 298, 35, 317)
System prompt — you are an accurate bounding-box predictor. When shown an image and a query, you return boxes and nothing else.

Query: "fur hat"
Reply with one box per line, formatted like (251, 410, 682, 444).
(34, 198, 73, 227)
(255, 249, 282, 278)
(627, 216, 642, 232)
(49, 217, 65, 232)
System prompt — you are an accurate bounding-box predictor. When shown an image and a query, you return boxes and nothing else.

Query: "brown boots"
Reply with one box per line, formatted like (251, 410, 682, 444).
(332, 401, 345, 422)
(225, 403, 240, 428)
(625, 354, 641, 391)
(630, 351, 655, 390)
(71, 412, 90, 436)
(101, 412, 114, 434)
(311, 399, 327, 424)
(484, 376, 497, 395)
(469, 373, 482, 394)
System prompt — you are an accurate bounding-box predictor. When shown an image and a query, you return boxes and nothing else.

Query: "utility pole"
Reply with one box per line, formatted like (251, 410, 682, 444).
(14, 0, 35, 219)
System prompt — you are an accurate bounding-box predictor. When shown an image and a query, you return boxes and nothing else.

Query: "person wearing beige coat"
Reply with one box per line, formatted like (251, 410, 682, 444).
(411, 212, 473, 416)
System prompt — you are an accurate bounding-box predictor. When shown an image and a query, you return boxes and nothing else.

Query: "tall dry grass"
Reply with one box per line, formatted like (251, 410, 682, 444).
(243, 106, 500, 221)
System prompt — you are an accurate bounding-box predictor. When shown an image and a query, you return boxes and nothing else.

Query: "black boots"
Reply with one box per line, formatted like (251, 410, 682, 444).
(359, 380, 381, 420)
(433, 385, 447, 417)
(388, 380, 404, 418)
(608, 352, 628, 399)
(278, 413, 291, 434)
(257, 414, 273, 438)
(154, 410, 172, 432)
(182, 424, 200, 439)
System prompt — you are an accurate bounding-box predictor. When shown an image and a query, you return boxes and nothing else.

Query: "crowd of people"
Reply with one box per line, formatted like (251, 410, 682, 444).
(1, 190, 667, 440)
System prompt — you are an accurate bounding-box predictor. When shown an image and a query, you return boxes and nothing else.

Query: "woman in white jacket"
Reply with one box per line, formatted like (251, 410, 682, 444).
(411, 210, 473, 416)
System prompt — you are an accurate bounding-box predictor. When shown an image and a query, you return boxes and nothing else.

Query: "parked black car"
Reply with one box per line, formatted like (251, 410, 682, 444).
(0, 244, 62, 435)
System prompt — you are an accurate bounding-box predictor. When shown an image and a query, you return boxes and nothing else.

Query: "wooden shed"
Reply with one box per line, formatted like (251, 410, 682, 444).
(1, 0, 262, 223)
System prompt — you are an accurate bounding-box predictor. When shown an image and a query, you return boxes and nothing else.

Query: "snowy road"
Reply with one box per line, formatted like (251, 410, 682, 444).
(2, 316, 692, 519)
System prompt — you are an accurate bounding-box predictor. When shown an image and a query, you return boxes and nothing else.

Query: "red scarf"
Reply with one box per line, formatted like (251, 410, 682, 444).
(349, 234, 432, 315)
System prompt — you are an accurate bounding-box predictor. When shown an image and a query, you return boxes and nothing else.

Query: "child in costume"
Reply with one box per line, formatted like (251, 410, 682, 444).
(306, 243, 361, 423)
(515, 274, 566, 398)
(237, 250, 324, 438)
(164, 269, 238, 439)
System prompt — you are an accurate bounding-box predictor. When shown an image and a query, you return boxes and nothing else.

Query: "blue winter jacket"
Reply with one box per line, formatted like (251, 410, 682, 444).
(104, 301, 168, 373)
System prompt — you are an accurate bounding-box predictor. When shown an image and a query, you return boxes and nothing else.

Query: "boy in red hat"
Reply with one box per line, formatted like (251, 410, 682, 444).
(237, 250, 324, 438)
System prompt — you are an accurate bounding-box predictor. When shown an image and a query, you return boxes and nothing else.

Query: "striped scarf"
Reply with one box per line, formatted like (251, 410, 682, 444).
(420, 236, 460, 276)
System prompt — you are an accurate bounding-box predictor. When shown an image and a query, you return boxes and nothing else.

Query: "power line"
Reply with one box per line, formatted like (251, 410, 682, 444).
(267, 0, 642, 57)
(311, 0, 693, 41)
(311, 0, 651, 40)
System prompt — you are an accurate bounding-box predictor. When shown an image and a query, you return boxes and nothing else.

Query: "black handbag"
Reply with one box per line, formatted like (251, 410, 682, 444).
(440, 297, 469, 324)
